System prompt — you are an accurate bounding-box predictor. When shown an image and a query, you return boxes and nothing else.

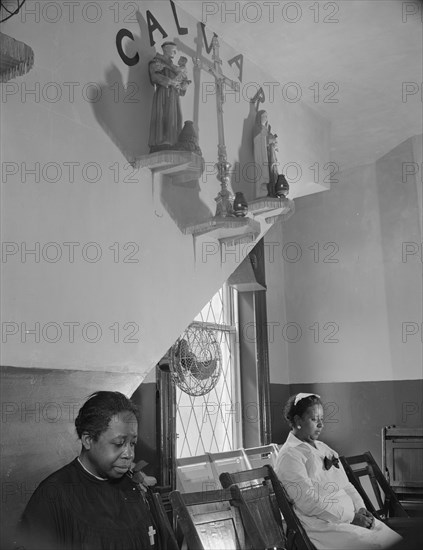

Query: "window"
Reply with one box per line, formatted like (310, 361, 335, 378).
(176, 284, 241, 458)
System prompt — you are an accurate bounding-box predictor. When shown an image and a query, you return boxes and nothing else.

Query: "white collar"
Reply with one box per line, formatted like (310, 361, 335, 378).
(77, 457, 108, 481)
(284, 431, 322, 452)
(285, 431, 315, 448)
(284, 432, 338, 458)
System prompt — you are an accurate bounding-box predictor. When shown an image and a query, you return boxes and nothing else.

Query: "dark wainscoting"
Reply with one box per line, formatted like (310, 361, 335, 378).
(0, 365, 144, 550)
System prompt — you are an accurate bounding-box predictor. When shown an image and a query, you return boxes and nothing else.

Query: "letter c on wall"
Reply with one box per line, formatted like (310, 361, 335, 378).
(116, 29, 139, 66)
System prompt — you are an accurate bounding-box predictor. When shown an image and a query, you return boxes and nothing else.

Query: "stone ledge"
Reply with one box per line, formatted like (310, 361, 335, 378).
(248, 196, 293, 215)
(247, 196, 296, 225)
(183, 216, 253, 235)
(183, 216, 261, 247)
(130, 150, 204, 187)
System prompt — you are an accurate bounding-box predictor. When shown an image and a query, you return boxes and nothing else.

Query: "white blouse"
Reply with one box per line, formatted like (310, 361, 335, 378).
(274, 432, 402, 550)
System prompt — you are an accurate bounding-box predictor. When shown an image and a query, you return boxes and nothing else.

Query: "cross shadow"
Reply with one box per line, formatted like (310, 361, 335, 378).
(174, 21, 217, 140)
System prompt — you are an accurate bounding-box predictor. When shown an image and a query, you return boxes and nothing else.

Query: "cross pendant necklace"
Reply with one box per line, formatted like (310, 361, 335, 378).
(148, 525, 156, 546)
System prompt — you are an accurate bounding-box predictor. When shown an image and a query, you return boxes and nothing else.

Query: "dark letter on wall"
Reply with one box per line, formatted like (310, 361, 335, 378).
(170, 0, 188, 35)
(200, 23, 217, 54)
(228, 54, 244, 82)
(251, 87, 266, 108)
(147, 10, 168, 47)
(116, 29, 140, 66)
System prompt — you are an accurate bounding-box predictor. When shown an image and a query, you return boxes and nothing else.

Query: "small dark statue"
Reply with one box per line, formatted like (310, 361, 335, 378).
(175, 121, 202, 156)
(274, 174, 290, 198)
(233, 191, 248, 217)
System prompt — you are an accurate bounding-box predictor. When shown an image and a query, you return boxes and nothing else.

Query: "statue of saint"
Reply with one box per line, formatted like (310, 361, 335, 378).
(253, 110, 280, 197)
(148, 42, 190, 154)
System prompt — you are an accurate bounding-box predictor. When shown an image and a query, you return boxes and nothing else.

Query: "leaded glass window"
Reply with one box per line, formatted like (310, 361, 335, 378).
(176, 285, 241, 458)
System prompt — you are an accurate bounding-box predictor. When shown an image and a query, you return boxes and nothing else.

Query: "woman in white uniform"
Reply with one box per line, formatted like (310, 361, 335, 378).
(274, 393, 402, 550)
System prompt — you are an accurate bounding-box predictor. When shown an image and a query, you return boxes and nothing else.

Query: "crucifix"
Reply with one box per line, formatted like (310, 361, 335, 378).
(193, 36, 240, 217)
(148, 525, 156, 546)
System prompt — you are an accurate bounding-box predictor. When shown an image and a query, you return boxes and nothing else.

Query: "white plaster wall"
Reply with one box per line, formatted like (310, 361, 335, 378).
(1, 1, 329, 381)
(273, 136, 422, 384)
(265, 223, 290, 385)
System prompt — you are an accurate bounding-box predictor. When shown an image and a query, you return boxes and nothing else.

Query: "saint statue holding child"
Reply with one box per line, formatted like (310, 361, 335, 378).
(148, 42, 191, 154)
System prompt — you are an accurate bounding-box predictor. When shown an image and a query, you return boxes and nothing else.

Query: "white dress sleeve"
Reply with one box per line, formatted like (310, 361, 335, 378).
(343, 480, 366, 511)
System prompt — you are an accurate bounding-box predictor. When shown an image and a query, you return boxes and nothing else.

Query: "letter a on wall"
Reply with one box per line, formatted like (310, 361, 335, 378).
(147, 10, 168, 46)
(228, 54, 244, 82)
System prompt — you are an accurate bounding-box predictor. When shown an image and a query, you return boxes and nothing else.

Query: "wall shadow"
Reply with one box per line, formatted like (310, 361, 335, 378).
(161, 177, 213, 227)
(91, 14, 213, 227)
(161, 22, 217, 225)
(91, 12, 155, 163)
(232, 101, 257, 202)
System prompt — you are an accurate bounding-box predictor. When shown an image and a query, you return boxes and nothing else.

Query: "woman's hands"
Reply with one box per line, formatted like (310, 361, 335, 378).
(351, 508, 375, 529)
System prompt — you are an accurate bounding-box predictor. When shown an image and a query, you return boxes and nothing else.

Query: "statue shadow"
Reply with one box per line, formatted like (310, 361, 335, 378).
(90, 12, 154, 163)
(160, 176, 213, 228)
(162, 22, 215, 225)
(90, 12, 212, 227)
(232, 101, 257, 202)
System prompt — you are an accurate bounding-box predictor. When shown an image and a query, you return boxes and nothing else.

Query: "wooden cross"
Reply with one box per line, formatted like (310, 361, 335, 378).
(193, 36, 240, 217)
(148, 525, 156, 546)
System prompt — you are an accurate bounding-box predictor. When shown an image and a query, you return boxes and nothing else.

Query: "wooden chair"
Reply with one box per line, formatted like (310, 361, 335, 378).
(340, 451, 409, 521)
(244, 444, 279, 469)
(341, 452, 423, 548)
(176, 450, 252, 494)
(229, 481, 287, 549)
(207, 449, 252, 480)
(176, 454, 218, 493)
(382, 426, 423, 515)
(220, 465, 315, 550)
(149, 490, 179, 550)
(169, 487, 264, 550)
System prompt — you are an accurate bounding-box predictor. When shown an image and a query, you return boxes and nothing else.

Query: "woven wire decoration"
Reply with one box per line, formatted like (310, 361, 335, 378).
(1, 0, 27, 23)
(170, 324, 222, 396)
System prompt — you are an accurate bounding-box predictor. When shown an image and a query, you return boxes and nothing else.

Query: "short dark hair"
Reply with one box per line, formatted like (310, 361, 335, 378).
(284, 394, 322, 427)
(75, 391, 139, 440)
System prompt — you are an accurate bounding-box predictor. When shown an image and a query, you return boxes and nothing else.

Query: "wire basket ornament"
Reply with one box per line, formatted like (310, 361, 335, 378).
(170, 324, 222, 396)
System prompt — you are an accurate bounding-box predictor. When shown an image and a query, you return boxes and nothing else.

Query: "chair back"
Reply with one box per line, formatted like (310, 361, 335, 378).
(207, 449, 252, 479)
(382, 426, 423, 514)
(244, 444, 279, 469)
(169, 488, 261, 550)
(220, 465, 315, 550)
(149, 491, 179, 550)
(176, 454, 218, 493)
(229, 482, 286, 550)
(340, 451, 409, 520)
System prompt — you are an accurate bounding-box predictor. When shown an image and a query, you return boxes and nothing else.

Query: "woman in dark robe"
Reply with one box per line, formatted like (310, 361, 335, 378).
(17, 391, 177, 550)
